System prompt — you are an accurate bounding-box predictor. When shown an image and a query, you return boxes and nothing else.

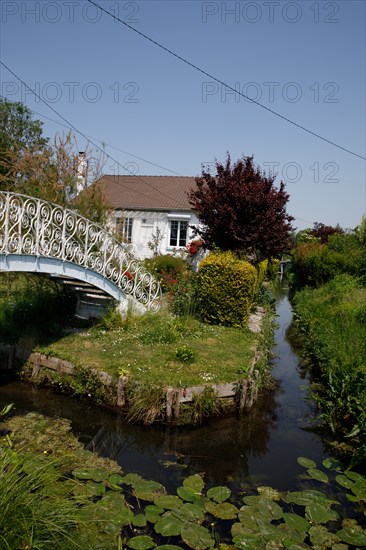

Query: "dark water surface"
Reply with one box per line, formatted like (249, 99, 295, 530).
(0, 290, 328, 493)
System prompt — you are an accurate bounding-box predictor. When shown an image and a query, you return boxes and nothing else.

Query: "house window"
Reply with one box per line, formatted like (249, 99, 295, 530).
(116, 217, 133, 243)
(170, 220, 188, 247)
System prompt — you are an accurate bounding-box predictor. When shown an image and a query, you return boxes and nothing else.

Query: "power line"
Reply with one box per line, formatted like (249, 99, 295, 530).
(0, 64, 190, 208)
(87, 0, 366, 162)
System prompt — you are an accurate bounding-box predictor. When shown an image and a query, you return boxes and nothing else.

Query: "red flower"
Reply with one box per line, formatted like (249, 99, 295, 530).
(186, 239, 203, 256)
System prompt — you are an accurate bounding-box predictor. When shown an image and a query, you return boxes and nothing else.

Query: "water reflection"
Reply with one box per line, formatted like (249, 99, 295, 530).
(0, 291, 328, 493)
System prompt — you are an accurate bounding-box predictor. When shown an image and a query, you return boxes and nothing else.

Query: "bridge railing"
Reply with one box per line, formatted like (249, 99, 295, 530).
(0, 192, 162, 311)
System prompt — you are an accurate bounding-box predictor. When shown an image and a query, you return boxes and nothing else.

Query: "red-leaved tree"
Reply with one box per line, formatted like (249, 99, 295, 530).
(310, 222, 343, 244)
(188, 154, 294, 262)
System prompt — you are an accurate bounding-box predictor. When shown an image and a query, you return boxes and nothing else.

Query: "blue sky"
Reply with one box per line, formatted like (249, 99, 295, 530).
(1, 0, 365, 230)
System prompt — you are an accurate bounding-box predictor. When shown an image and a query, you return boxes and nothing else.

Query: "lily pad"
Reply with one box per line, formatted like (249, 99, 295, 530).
(207, 485, 231, 503)
(184, 503, 205, 521)
(154, 512, 185, 537)
(72, 468, 108, 481)
(322, 457, 342, 471)
(145, 511, 161, 524)
(121, 473, 143, 485)
(183, 474, 205, 493)
(170, 506, 197, 523)
(297, 457, 317, 469)
(108, 473, 125, 489)
(307, 468, 329, 483)
(350, 480, 366, 499)
(242, 495, 262, 509)
(283, 513, 310, 533)
(73, 480, 105, 499)
(233, 533, 263, 549)
(336, 524, 366, 546)
(97, 501, 134, 526)
(133, 480, 165, 501)
(127, 535, 155, 550)
(257, 498, 283, 521)
(181, 523, 215, 549)
(284, 544, 310, 549)
(97, 491, 126, 507)
(205, 500, 239, 520)
(231, 522, 254, 539)
(345, 470, 366, 484)
(154, 495, 184, 510)
(276, 523, 307, 545)
(177, 485, 199, 502)
(335, 475, 354, 489)
(305, 503, 339, 524)
(132, 514, 147, 527)
(283, 490, 337, 507)
(145, 504, 164, 515)
(309, 525, 340, 546)
(255, 520, 286, 543)
(237, 507, 258, 531)
(257, 486, 281, 500)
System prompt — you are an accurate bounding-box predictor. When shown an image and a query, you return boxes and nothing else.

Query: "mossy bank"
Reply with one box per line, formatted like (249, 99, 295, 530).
(1, 307, 275, 426)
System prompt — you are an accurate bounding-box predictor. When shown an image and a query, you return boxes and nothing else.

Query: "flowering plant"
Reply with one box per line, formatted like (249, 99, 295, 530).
(186, 238, 203, 256)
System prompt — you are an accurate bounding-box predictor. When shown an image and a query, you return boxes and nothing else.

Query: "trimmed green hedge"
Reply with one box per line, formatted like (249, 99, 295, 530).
(196, 251, 257, 327)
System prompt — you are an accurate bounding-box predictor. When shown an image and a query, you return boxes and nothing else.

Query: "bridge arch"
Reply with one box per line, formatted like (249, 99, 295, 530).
(0, 192, 162, 313)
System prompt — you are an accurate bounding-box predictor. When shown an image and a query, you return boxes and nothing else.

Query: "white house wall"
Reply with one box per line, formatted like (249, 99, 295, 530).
(112, 210, 200, 260)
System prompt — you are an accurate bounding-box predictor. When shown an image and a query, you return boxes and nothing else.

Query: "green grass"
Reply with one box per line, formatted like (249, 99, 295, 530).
(38, 311, 258, 388)
(293, 274, 366, 463)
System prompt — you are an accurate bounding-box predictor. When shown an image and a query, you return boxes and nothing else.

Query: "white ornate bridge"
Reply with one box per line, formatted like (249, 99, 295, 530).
(0, 192, 162, 315)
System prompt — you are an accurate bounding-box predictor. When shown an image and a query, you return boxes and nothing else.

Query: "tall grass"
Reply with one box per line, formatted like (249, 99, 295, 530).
(293, 274, 366, 464)
(0, 448, 83, 549)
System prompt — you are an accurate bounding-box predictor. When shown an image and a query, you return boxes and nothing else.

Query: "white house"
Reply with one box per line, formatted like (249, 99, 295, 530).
(96, 175, 201, 259)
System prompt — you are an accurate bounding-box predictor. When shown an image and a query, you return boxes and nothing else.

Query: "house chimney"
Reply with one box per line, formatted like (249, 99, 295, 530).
(77, 151, 88, 194)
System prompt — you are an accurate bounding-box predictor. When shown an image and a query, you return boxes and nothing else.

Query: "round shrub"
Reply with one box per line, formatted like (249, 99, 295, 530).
(195, 251, 257, 327)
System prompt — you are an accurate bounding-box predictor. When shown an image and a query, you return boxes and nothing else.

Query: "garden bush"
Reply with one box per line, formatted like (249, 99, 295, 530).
(255, 258, 268, 292)
(266, 257, 280, 280)
(144, 254, 188, 292)
(195, 251, 257, 327)
(291, 233, 366, 288)
(168, 270, 197, 316)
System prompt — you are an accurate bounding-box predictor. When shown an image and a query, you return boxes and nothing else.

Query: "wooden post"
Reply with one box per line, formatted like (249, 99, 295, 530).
(172, 389, 180, 419)
(166, 387, 174, 422)
(117, 376, 128, 408)
(238, 379, 248, 414)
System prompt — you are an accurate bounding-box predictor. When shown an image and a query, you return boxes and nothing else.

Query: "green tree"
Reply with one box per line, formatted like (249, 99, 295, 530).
(359, 214, 366, 244)
(0, 99, 109, 225)
(0, 98, 48, 188)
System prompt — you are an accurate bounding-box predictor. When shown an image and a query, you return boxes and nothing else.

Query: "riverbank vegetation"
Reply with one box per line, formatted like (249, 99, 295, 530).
(0, 251, 276, 425)
(293, 275, 366, 465)
(1, 407, 366, 549)
(290, 226, 366, 465)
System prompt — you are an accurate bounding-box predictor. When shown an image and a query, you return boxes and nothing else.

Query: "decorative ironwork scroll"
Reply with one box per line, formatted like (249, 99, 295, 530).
(0, 192, 161, 311)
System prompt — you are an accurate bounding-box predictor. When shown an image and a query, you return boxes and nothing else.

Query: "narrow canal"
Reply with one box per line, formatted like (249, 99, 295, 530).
(0, 289, 328, 493)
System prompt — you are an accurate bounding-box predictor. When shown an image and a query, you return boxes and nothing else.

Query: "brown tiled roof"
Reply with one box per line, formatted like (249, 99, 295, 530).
(96, 175, 197, 211)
